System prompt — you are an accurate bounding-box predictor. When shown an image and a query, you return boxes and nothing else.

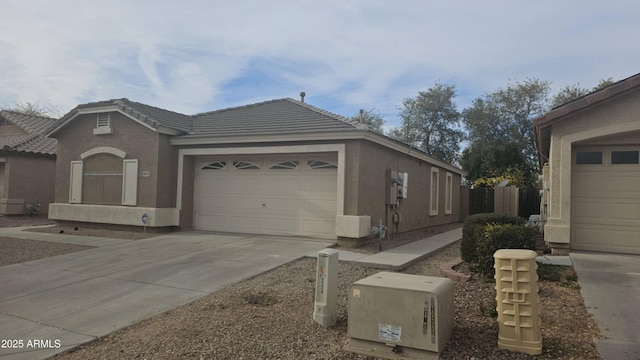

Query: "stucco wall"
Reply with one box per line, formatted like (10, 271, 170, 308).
(545, 87, 640, 246)
(344, 140, 462, 233)
(52, 112, 173, 208)
(2, 153, 56, 214)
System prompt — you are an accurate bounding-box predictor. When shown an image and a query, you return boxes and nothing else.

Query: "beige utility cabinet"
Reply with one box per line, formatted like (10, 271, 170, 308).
(494, 249, 542, 355)
(345, 272, 454, 359)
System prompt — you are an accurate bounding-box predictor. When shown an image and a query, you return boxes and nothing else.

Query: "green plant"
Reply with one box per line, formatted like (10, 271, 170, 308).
(461, 213, 525, 263)
(537, 263, 563, 282)
(479, 298, 498, 318)
(472, 223, 538, 278)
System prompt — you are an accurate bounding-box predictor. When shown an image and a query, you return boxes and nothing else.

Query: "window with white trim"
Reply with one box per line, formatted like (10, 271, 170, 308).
(430, 168, 439, 216)
(445, 172, 453, 215)
(69, 152, 138, 206)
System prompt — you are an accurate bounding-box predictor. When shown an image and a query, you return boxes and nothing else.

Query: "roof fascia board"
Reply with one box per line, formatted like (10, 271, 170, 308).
(170, 131, 464, 175)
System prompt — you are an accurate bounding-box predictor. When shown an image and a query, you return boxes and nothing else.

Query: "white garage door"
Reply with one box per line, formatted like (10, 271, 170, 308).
(572, 147, 640, 254)
(194, 155, 338, 238)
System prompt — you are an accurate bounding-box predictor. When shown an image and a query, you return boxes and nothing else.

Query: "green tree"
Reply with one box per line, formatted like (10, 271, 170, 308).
(551, 77, 616, 108)
(389, 83, 464, 163)
(593, 77, 615, 90)
(349, 108, 385, 133)
(462, 78, 551, 175)
(551, 83, 590, 108)
(460, 142, 537, 188)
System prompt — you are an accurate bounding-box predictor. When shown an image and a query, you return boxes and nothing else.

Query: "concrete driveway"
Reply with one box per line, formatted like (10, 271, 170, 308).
(571, 251, 640, 360)
(0, 230, 331, 359)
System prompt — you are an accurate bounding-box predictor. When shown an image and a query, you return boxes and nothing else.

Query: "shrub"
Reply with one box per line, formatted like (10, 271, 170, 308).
(461, 213, 525, 263)
(473, 223, 538, 278)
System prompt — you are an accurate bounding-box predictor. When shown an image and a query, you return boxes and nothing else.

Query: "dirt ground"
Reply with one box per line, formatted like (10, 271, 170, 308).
(0, 216, 601, 359)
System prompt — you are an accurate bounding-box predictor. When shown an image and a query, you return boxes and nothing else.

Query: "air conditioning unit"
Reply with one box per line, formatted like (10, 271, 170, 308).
(345, 272, 454, 360)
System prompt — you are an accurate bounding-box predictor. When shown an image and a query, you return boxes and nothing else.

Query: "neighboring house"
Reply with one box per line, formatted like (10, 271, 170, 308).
(534, 73, 640, 255)
(45, 97, 464, 243)
(0, 111, 57, 215)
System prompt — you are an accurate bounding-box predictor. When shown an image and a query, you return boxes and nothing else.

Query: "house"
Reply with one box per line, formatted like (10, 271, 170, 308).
(534, 73, 640, 255)
(0, 111, 57, 215)
(45, 97, 464, 243)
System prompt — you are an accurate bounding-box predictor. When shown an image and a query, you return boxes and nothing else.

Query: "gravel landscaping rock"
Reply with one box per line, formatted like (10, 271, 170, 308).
(0, 217, 600, 359)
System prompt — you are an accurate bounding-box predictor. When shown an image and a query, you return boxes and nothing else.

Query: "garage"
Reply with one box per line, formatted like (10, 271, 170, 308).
(571, 146, 640, 254)
(194, 154, 338, 238)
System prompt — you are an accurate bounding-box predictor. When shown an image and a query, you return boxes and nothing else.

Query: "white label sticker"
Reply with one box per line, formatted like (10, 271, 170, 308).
(378, 324, 401, 343)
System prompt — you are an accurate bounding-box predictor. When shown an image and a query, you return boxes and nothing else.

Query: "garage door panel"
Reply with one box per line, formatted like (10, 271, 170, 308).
(609, 176, 640, 194)
(265, 177, 302, 192)
(194, 155, 337, 238)
(573, 200, 606, 219)
(303, 219, 335, 235)
(609, 229, 640, 249)
(572, 146, 640, 254)
(264, 218, 299, 233)
(195, 214, 266, 231)
(573, 227, 606, 246)
(304, 199, 336, 213)
(304, 176, 336, 191)
(266, 198, 301, 211)
(608, 203, 640, 220)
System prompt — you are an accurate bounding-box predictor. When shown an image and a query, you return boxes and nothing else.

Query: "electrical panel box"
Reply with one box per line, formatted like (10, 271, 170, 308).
(386, 170, 408, 205)
(345, 272, 454, 359)
(386, 169, 398, 205)
(397, 171, 408, 199)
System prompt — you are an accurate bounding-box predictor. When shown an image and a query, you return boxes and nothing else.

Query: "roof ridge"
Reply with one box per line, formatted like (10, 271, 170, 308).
(119, 99, 190, 118)
(283, 98, 361, 128)
(191, 98, 286, 118)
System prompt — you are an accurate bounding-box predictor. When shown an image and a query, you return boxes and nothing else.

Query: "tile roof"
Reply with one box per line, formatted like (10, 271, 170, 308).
(190, 98, 362, 136)
(51, 98, 193, 134)
(0, 111, 57, 155)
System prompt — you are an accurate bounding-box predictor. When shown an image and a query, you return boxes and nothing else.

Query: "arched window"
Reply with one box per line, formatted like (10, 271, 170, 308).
(69, 147, 138, 206)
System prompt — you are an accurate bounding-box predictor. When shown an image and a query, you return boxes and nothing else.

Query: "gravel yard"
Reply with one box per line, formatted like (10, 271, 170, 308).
(0, 217, 601, 359)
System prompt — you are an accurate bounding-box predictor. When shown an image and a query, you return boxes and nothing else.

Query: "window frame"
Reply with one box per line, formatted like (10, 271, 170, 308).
(445, 172, 453, 215)
(430, 168, 439, 216)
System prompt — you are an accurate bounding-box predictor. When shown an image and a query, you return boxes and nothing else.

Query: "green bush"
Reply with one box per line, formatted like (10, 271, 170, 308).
(473, 223, 538, 278)
(461, 213, 525, 263)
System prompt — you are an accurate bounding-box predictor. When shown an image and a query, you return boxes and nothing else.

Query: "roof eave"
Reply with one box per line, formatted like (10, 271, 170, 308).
(169, 130, 465, 175)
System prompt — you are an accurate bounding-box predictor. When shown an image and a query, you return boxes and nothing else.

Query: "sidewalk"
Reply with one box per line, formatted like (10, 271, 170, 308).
(306, 227, 462, 270)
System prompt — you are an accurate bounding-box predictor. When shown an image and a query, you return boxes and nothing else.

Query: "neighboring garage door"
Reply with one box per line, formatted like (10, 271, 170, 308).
(572, 146, 640, 254)
(194, 155, 338, 238)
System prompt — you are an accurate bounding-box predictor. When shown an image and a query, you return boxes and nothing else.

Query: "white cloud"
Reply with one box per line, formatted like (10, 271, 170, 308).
(1, 0, 639, 125)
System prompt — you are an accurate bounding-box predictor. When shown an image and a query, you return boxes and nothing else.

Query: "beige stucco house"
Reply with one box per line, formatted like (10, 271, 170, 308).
(45, 97, 464, 243)
(0, 111, 57, 215)
(534, 73, 640, 255)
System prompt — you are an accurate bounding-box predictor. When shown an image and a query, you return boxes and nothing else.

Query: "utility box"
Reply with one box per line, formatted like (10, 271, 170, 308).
(494, 249, 542, 355)
(313, 249, 338, 328)
(345, 272, 454, 359)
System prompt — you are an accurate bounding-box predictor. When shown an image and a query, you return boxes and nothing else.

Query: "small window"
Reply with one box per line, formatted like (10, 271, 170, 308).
(308, 160, 337, 169)
(233, 161, 260, 170)
(576, 151, 603, 165)
(611, 151, 639, 165)
(202, 161, 226, 170)
(270, 161, 299, 170)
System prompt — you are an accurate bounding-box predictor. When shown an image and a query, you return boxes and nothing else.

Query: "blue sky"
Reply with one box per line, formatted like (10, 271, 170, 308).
(1, 1, 639, 128)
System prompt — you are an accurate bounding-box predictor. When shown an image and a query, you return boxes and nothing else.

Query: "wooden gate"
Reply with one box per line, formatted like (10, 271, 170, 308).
(469, 188, 494, 215)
